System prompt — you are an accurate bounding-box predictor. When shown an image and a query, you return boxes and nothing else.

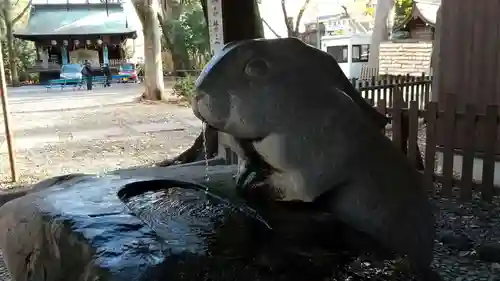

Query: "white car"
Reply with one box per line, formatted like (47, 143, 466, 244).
(60, 64, 83, 81)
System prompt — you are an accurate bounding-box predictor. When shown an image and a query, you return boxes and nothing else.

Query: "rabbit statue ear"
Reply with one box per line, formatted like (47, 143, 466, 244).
(222, 41, 239, 51)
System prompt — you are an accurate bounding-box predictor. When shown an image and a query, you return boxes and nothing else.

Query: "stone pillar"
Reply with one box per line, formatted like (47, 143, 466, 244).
(103, 45, 109, 65)
(38, 46, 48, 69)
(61, 45, 69, 65)
(347, 41, 353, 78)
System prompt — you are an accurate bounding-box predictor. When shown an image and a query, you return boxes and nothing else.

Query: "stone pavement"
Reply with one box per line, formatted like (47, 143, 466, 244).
(0, 84, 203, 185)
(0, 84, 206, 280)
(0, 110, 202, 151)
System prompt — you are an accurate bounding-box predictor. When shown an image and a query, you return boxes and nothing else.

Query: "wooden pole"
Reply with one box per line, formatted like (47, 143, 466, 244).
(0, 42, 17, 182)
(207, 0, 224, 55)
(207, 0, 264, 163)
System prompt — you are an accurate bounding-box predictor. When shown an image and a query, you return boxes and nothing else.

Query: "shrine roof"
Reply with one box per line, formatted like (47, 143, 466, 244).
(14, 3, 136, 40)
(394, 0, 441, 30)
(413, 0, 441, 25)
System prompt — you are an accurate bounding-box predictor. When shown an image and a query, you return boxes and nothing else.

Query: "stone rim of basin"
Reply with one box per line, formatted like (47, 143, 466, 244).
(118, 179, 272, 230)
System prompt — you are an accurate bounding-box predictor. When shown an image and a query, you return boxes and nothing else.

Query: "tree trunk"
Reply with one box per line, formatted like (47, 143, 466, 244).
(162, 32, 189, 76)
(367, 0, 395, 68)
(156, 0, 263, 166)
(133, 0, 165, 100)
(3, 10, 19, 87)
(293, 0, 312, 36)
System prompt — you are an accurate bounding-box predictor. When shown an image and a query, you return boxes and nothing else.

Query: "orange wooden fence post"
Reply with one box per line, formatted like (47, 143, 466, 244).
(0, 42, 17, 182)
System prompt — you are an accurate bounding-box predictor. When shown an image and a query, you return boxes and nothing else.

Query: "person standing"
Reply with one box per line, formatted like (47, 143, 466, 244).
(81, 61, 93, 91)
(102, 63, 112, 87)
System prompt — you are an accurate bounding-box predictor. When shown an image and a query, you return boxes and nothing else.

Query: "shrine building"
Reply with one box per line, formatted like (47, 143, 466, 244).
(13, 1, 137, 83)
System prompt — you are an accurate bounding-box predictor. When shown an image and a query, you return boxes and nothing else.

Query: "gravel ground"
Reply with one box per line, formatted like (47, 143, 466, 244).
(0, 98, 202, 280)
(394, 125, 500, 281)
(0, 102, 499, 280)
(0, 101, 200, 187)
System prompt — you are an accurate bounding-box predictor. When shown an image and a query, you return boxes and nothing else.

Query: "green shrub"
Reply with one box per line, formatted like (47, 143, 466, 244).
(173, 75, 197, 101)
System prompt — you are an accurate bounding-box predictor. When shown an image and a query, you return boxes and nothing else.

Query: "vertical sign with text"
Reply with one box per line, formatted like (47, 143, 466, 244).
(207, 0, 224, 55)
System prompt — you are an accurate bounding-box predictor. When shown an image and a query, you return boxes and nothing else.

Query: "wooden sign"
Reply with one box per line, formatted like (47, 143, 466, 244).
(207, 0, 224, 55)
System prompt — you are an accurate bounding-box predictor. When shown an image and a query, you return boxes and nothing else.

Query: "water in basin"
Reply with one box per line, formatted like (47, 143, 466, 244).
(118, 180, 271, 257)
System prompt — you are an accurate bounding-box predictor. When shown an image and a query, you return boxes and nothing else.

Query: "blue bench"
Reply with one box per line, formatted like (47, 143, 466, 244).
(46, 74, 132, 91)
(45, 78, 83, 91)
(92, 76, 107, 86)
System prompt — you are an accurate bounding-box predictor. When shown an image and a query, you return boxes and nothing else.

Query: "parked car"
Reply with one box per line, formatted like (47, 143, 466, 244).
(60, 64, 83, 82)
(118, 63, 138, 83)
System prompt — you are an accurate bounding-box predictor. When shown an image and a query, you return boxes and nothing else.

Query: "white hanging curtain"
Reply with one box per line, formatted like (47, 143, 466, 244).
(367, 0, 395, 68)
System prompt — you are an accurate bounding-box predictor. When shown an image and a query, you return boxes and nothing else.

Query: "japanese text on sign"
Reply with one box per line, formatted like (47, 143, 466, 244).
(207, 0, 224, 55)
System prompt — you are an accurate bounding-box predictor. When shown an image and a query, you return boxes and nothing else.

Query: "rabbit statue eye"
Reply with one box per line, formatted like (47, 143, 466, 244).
(244, 59, 269, 78)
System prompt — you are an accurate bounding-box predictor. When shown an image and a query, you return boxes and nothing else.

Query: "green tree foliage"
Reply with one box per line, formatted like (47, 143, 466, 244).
(1, 38, 35, 82)
(0, 0, 33, 85)
(159, 0, 210, 74)
(394, 0, 413, 26)
(172, 74, 196, 101)
(179, 1, 210, 69)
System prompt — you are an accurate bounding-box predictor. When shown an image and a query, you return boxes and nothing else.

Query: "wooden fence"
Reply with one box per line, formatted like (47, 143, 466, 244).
(386, 92, 499, 202)
(354, 73, 432, 110)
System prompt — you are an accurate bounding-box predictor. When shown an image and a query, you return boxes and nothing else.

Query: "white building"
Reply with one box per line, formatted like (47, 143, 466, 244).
(259, 0, 377, 39)
(121, 0, 145, 63)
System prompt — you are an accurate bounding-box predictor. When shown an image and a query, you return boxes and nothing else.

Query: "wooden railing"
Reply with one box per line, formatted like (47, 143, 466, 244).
(354, 74, 432, 110)
(385, 93, 499, 202)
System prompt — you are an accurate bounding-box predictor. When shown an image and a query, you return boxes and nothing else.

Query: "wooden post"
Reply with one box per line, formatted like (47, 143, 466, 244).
(206, 0, 227, 161)
(434, 0, 500, 153)
(441, 94, 456, 197)
(0, 42, 17, 182)
(460, 103, 476, 200)
(482, 105, 497, 202)
(424, 102, 437, 193)
(207, 0, 224, 56)
(206, 0, 264, 164)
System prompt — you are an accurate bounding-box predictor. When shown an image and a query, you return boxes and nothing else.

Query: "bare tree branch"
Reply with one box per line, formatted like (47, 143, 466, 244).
(261, 17, 281, 38)
(341, 5, 349, 17)
(293, 0, 311, 35)
(12, 0, 31, 24)
(280, 0, 292, 36)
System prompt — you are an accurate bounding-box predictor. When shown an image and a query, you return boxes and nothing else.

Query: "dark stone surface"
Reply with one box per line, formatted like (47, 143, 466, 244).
(476, 242, 500, 262)
(0, 166, 277, 281)
(192, 38, 435, 274)
(0, 166, 355, 281)
(0, 165, 440, 281)
(437, 230, 474, 251)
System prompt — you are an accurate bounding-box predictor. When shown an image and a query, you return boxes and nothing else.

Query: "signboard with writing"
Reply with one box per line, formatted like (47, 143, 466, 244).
(207, 0, 224, 55)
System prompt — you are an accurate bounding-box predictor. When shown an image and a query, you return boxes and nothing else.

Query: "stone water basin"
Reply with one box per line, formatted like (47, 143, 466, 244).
(0, 166, 348, 281)
(0, 165, 426, 280)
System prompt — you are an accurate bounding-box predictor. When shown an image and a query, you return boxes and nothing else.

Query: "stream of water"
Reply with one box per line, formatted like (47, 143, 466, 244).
(202, 122, 210, 182)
